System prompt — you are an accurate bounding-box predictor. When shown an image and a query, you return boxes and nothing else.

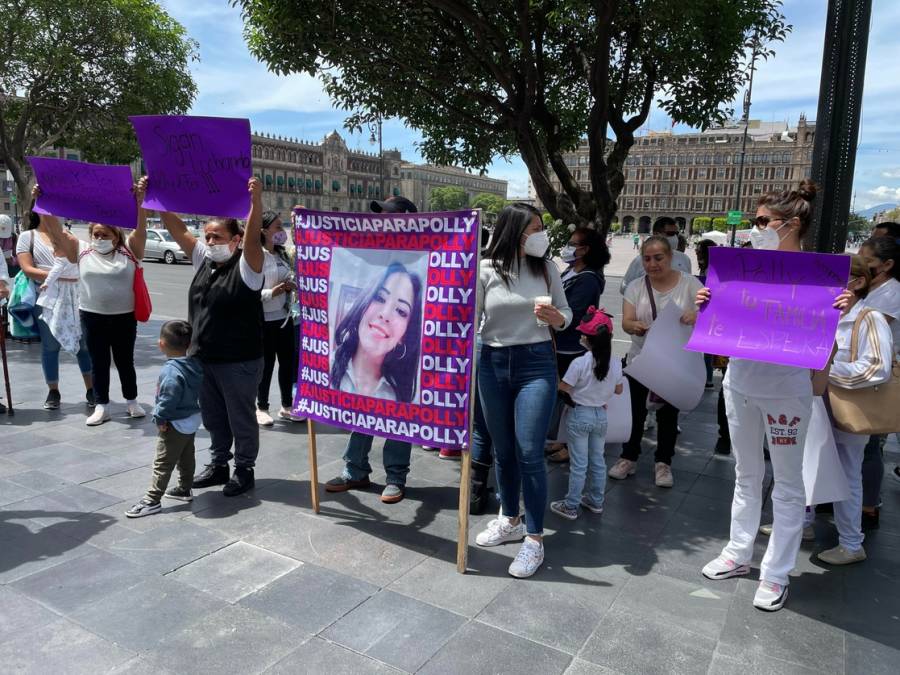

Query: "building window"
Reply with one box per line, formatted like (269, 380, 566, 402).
(662, 169, 671, 180)
(716, 168, 727, 179)
(697, 168, 707, 179)
(695, 200, 704, 210)
(713, 199, 723, 211)
(754, 167, 765, 179)
(643, 199, 651, 209)
(625, 199, 634, 209)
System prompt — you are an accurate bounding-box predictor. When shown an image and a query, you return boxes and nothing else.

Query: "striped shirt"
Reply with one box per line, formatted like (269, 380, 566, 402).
(829, 304, 894, 390)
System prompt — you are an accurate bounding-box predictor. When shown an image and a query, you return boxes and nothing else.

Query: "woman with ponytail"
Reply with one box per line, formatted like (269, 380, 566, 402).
(699, 181, 848, 612)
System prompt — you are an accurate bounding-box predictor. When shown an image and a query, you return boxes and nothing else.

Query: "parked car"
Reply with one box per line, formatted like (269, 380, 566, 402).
(143, 228, 187, 264)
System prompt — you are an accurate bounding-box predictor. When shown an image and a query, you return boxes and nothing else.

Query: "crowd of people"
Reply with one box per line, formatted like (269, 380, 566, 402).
(1, 178, 898, 612)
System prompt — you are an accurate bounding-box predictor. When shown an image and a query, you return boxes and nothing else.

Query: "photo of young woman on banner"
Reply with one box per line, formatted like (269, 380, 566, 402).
(328, 249, 427, 404)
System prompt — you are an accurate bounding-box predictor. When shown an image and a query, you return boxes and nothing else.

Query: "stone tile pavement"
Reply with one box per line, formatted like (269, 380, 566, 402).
(1, 318, 899, 674)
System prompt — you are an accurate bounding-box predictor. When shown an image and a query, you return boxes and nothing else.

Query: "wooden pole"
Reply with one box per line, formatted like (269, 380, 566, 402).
(0, 311, 13, 415)
(307, 418, 320, 513)
(456, 208, 483, 574)
(456, 450, 472, 573)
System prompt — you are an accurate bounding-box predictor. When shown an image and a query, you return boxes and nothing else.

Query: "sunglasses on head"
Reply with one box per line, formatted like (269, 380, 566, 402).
(752, 215, 783, 228)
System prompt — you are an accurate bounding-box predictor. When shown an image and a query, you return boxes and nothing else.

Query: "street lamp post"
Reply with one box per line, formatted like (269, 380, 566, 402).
(369, 117, 385, 199)
(729, 37, 759, 247)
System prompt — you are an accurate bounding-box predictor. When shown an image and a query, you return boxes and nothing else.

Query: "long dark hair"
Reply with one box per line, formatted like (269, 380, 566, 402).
(584, 327, 612, 381)
(487, 202, 545, 285)
(862, 236, 899, 281)
(571, 226, 610, 271)
(330, 261, 423, 402)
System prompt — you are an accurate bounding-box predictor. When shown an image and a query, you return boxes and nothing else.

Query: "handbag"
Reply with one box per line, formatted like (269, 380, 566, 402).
(827, 308, 900, 434)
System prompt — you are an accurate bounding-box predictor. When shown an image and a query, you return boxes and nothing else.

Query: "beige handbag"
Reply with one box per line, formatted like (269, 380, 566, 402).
(828, 309, 900, 435)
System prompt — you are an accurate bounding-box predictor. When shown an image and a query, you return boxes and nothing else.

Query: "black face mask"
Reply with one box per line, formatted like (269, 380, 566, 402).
(869, 265, 882, 279)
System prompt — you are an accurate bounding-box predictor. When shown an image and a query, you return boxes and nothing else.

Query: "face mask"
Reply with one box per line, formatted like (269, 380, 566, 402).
(205, 243, 233, 263)
(666, 235, 679, 251)
(560, 245, 581, 263)
(271, 230, 288, 246)
(749, 222, 786, 251)
(92, 239, 114, 254)
(523, 230, 550, 258)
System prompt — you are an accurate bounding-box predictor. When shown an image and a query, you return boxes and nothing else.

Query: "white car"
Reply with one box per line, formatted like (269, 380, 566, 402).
(144, 228, 187, 264)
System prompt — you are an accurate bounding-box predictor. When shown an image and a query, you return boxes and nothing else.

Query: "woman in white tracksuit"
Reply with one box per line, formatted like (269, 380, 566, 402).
(813, 255, 893, 566)
(698, 180, 847, 612)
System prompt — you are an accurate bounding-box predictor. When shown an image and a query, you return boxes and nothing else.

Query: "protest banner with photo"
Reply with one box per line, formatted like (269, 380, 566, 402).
(293, 208, 480, 450)
(686, 247, 850, 370)
(130, 115, 252, 218)
(28, 157, 137, 229)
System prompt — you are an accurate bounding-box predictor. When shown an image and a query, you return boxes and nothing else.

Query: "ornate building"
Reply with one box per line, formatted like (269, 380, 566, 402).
(251, 130, 403, 214)
(399, 163, 507, 212)
(542, 116, 815, 233)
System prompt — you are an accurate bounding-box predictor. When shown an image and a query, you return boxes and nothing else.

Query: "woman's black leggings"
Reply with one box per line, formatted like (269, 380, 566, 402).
(80, 310, 137, 405)
(258, 318, 297, 409)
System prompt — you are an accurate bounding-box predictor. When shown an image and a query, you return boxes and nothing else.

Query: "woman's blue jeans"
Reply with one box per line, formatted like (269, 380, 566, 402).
(35, 306, 92, 386)
(564, 405, 608, 510)
(478, 341, 557, 535)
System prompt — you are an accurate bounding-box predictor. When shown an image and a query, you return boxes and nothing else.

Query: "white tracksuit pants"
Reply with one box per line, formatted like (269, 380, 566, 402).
(720, 387, 812, 586)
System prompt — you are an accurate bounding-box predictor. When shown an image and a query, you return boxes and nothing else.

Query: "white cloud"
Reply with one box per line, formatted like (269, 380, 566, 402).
(881, 169, 900, 178)
(866, 185, 900, 201)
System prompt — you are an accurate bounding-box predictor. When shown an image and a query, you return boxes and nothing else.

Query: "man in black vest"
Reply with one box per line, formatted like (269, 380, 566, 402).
(159, 178, 265, 497)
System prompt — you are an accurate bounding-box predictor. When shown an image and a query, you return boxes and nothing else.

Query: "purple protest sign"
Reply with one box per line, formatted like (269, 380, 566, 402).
(292, 209, 480, 449)
(686, 247, 850, 369)
(130, 115, 252, 218)
(28, 157, 137, 229)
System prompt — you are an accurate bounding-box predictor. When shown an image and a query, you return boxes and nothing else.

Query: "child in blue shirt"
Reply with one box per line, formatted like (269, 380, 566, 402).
(551, 307, 623, 520)
(126, 320, 203, 517)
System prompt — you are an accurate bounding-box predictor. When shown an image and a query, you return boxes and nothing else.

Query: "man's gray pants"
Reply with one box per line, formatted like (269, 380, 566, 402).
(200, 358, 264, 469)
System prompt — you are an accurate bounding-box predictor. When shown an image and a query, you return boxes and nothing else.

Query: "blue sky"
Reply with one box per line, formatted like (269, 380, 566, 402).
(162, 0, 900, 209)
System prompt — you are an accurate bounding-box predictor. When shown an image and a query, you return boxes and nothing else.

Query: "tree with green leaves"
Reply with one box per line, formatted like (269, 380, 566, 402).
(429, 185, 469, 211)
(0, 0, 198, 209)
(470, 192, 507, 223)
(692, 216, 712, 233)
(238, 0, 788, 235)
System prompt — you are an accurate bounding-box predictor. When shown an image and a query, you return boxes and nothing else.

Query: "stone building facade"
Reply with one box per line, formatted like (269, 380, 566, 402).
(399, 163, 507, 212)
(251, 130, 403, 214)
(543, 116, 815, 233)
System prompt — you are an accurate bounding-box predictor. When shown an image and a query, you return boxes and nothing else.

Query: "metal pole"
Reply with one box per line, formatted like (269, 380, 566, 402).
(806, 0, 872, 253)
(378, 117, 385, 199)
(729, 39, 758, 247)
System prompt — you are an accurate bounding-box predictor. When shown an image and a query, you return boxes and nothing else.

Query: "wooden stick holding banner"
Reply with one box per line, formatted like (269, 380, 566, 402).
(307, 419, 320, 513)
(456, 210, 482, 573)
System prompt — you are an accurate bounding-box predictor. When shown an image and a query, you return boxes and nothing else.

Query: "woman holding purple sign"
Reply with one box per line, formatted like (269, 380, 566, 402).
(36, 183, 148, 426)
(699, 181, 844, 612)
(474, 202, 571, 579)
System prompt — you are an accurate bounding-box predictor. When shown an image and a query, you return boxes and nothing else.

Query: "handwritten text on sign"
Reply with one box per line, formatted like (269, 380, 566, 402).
(293, 209, 480, 449)
(28, 157, 137, 230)
(686, 247, 849, 369)
(130, 115, 252, 218)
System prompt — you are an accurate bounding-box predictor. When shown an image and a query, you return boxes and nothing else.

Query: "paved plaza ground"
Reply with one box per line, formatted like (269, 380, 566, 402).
(1, 255, 898, 673)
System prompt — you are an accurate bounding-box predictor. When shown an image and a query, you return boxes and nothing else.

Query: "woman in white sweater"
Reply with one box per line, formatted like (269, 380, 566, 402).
(38, 183, 148, 426)
(816, 255, 894, 566)
(255, 211, 298, 426)
(474, 203, 572, 578)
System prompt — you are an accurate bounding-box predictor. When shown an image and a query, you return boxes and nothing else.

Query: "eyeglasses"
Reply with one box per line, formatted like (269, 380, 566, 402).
(752, 216, 783, 229)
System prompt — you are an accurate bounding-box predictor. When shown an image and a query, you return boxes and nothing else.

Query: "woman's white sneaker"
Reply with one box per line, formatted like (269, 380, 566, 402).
(701, 556, 750, 580)
(475, 516, 526, 547)
(256, 409, 274, 427)
(508, 538, 544, 578)
(753, 580, 788, 611)
(126, 401, 146, 418)
(608, 458, 636, 480)
(86, 405, 111, 427)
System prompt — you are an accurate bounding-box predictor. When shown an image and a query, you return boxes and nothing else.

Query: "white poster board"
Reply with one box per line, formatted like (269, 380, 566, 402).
(556, 377, 632, 446)
(802, 396, 850, 506)
(624, 301, 706, 412)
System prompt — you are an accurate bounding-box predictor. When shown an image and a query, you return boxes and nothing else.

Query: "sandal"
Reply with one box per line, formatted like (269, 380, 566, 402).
(545, 442, 566, 456)
(548, 447, 570, 463)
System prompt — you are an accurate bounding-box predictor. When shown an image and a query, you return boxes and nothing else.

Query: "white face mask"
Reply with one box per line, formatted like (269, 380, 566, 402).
(92, 239, 114, 254)
(205, 243, 233, 263)
(560, 244, 581, 263)
(666, 235, 679, 251)
(749, 222, 786, 250)
(523, 230, 550, 258)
